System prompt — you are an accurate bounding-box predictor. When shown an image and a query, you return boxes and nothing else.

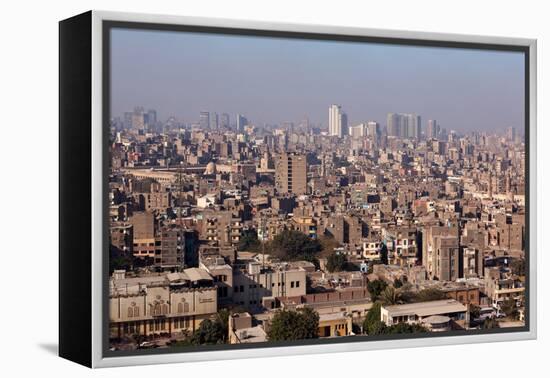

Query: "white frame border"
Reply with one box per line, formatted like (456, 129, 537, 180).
(90, 10, 537, 368)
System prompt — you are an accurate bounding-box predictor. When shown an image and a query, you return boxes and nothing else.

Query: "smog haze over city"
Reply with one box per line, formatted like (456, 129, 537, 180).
(110, 28, 525, 133)
(108, 26, 527, 352)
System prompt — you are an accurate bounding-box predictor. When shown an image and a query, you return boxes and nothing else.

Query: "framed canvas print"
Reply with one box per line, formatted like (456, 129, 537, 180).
(59, 10, 537, 368)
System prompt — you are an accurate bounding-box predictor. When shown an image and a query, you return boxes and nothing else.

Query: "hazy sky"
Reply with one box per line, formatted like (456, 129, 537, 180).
(110, 28, 525, 133)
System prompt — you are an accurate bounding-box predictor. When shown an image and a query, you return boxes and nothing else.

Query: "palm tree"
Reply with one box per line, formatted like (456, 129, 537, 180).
(380, 285, 403, 305)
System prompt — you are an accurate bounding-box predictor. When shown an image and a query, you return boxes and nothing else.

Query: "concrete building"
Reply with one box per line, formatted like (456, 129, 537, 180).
(199, 111, 210, 130)
(484, 267, 525, 309)
(432, 235, 460, 281)
(329, 104, 347, 138)
(318, 312, 353, 337)
(275, 153, 307, 195)
(228, 312, 267, 344)
(380, 299, 467, 330)
(423, 225, 460, 280)
(202, 211, 243, 247)
(426, 119, 439, 139)
(110, 222, 133, 253)
(237, 114, 247, 132)
(130, 211, 156, 259)
(109, 269, 218, 339)
(463, 247, 484, 278)
(348, 123, 366, 139)
(387, 113, 421, 139)
(232, 261, 307, 310)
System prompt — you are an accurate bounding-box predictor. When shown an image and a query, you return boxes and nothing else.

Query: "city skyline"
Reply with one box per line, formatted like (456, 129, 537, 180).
(111, 28, 525, 133)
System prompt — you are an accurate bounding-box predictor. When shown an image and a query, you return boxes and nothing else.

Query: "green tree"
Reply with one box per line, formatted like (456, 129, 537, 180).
(326, 252, 347, 272)
(269, 230, 322, 261)
(109, 245, 133, 273)
(405, 288, 448, 303)
(237, 229, 261, 252)
(267, 308, 319, 341)
(386, 322, 428, 334)
(319, 235, 340, 257)
(188, 309, 230, 345)
(189, 319, 225, 345)
(500, 298, 519, 319)
(469, 304, 481, 320)
(380, 286, 402, 306)
(363, 302, 386, 335)
(367, 279, 388, 301)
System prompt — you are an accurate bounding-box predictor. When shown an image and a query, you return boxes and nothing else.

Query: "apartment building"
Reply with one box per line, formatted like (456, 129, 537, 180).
(109, 269, 218, 339)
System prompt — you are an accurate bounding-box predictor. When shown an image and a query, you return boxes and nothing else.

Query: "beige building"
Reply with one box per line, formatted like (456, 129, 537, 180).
(380, 299, 467, 330)
(130, 211, 156, 259)
(232, 262, 307, 309)
(318, 312, 353, 337)
(200, 256, 234, 305)
(200, 210, 243, 247)
(484, 267, 525, 309)
(275, 153, 307, 195)
(423, 225, 460, 281)
(228, 312, 267, 344)
(109, 269, 217, 339)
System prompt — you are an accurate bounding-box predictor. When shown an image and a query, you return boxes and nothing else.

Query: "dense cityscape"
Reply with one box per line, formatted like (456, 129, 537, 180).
(108, 105, 526, 350)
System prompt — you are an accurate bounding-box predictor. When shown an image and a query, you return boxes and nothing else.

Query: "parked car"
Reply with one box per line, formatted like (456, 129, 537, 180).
(138, 341, 158, 349)
(474, 307, 496, 323)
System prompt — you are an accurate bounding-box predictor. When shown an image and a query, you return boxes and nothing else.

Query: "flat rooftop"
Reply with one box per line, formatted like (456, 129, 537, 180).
(383, 299, 466, 317)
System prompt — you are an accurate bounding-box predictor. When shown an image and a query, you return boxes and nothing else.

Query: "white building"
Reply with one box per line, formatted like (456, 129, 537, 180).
(380, 299, 467, 329)
(329, 104, 348, 138)
(349, 123, 366, 139)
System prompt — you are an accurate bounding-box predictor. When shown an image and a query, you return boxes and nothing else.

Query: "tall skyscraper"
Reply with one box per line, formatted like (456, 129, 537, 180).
(366, 121, 380, 139)
(275, 153, 307, 195)
(199, 111, 210, 130)
(123, 112, 133, 129)
(146, 109, 157, 131)
(210, 112, 219, 130)
(386, 113, 421, 139)
(406, 114, 421, 139)
(237, 114, 248, 132)
(329, 104, 347, 138)
(427, 119, 439, 139)
(387, 113, 400, 137)
(349, 123, 366, 139)
(507, 127, 516, 142)
(132, 106, 145, 130)
(221, 113, 230, 129)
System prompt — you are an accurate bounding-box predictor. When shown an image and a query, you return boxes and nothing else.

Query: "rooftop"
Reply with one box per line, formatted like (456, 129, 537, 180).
(383, 299, 466, 317)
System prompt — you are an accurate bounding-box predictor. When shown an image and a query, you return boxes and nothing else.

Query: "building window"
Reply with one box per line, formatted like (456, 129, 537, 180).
(296, 281, 300, 288)
(291, 281, 295, 288)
